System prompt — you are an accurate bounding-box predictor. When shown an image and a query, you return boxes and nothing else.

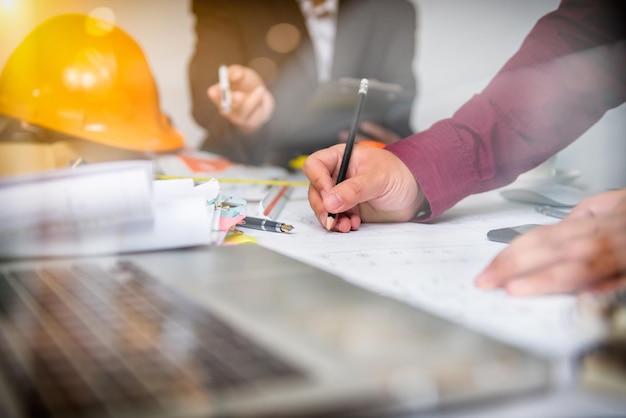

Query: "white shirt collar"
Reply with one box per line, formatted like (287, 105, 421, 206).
(298, 0, 338, 19)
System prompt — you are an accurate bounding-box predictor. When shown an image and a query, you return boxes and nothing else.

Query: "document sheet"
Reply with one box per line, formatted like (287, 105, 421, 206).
(250, 191, 602, 357)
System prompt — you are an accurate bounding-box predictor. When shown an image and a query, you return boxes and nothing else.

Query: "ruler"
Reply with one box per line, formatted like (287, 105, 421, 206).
(259, 185, 293, 220)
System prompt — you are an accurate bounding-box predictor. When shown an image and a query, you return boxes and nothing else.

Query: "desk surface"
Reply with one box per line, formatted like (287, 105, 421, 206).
(245, 188, 626, 418)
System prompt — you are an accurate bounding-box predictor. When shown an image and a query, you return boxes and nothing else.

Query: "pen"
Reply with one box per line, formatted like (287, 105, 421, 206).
(219, 64, 231, 113)
(239, 216, 294, 233)
(326, 78, 368, 230)
(535, 205, 569, 219)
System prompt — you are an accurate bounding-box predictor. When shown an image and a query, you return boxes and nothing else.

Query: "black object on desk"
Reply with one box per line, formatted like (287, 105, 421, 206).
(240, 216, 294, 233)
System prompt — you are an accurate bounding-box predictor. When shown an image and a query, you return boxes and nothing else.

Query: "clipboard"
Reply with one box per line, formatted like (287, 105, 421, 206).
(286, 77, 413, 146)
(306, 77, 409, 120)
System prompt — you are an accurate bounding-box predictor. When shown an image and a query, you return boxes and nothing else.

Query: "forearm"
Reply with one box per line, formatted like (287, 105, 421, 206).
(387, 0, 625, 221)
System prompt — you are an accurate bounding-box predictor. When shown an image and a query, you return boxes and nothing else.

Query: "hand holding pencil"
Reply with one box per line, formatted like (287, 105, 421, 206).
(302, 78, 425, 233)
(304, 144, 424, 232)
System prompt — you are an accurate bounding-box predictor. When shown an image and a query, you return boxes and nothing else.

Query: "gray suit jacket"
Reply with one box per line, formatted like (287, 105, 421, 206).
(189, 0, 417, 167)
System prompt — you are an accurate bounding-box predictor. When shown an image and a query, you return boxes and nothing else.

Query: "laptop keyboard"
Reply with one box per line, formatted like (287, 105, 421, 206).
(0, 261, 305, 417)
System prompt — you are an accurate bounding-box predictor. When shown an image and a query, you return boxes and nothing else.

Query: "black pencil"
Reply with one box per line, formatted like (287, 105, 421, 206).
(326, 78, 369, 230)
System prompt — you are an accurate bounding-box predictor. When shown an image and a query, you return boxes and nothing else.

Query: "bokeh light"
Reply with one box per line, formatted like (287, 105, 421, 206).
(266, 23, 301, 54)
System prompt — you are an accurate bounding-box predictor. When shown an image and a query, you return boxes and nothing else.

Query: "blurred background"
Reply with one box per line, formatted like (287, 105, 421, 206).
(1, 0, 624, 189)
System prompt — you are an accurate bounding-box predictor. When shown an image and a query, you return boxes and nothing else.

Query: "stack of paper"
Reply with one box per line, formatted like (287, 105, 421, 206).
(0, 160, 246, 258)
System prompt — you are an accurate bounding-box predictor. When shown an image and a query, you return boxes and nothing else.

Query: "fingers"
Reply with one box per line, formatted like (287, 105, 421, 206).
(502, 257, 619, 296)
(316, 185, 363, 232)
(476, 209, 626, 296)
(308, 186, 361, 233)
(478, 221, 601, 286)
(312, 152, 389, 217)
(303, 146, 372, 232)
(326, 176, 373, 214)
(567, 189, 626, 220)
(303, 145, 344, 193)
(208, 84, 274, 131)
(227, 64, 246, 84)
(304, 146, 351, 230)
(206, 65, 274, 131)
(303, 146, 423, 233)
(305, 146, 341, 228)
(232, 86, 274, 130)
(321, 211, 361, 233)
(207, 64, 249, 108)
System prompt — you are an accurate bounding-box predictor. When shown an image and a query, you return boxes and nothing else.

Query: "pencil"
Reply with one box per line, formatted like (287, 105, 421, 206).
(326, 78, 369, 230)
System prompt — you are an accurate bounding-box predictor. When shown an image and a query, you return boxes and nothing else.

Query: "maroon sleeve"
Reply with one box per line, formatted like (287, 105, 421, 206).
(385, 0, 626, 221)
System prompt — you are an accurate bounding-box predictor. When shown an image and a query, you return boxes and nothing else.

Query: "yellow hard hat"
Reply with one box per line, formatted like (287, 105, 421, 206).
(0, 13, 184, 152)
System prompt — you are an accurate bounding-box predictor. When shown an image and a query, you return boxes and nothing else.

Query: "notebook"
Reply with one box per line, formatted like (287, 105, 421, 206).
(0, 245, 550, 417)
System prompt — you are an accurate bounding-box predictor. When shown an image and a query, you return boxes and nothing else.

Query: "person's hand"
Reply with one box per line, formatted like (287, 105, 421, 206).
(476, 189, 626, 296)
(303, 144, 425, 232)
(207, 65, 275, 133)
(338, 121, 401, 146)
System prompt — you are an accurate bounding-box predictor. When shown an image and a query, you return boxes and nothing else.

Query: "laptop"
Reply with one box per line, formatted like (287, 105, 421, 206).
(0, 244, 550, 418)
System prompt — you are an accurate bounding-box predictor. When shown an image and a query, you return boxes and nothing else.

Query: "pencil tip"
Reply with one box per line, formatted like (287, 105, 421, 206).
(325, 216, 335, 231)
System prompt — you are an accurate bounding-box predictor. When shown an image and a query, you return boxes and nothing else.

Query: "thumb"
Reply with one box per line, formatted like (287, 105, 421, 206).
(324, 177, 370, 214)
